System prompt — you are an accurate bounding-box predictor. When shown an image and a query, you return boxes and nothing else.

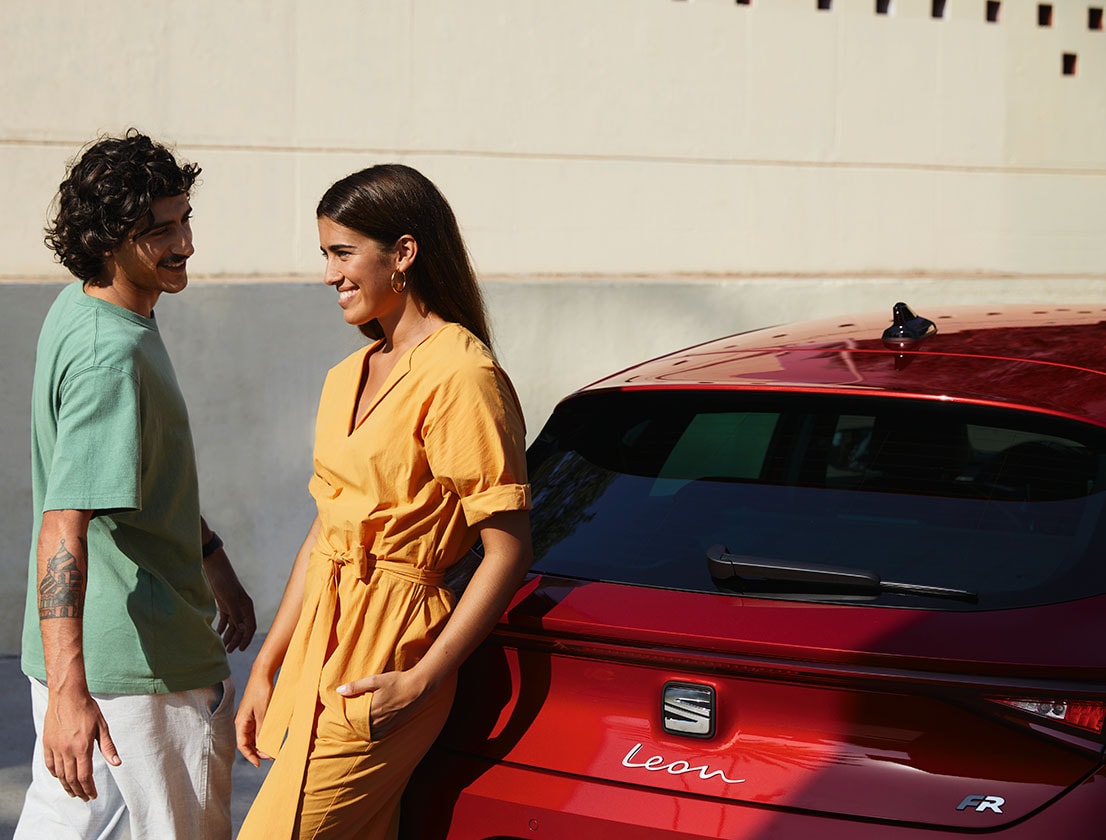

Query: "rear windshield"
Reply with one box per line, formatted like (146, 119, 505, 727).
(527, 390, 1106, 609)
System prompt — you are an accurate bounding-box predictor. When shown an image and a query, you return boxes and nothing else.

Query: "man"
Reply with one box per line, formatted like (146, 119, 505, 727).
(15, 130, 256, 839)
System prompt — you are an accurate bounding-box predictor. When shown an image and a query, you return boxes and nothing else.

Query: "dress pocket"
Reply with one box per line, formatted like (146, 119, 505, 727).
(308, 472, 342, 501)
(341, 690, 374, 743)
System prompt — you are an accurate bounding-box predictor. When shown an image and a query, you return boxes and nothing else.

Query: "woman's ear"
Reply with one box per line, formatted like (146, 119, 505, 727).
(394, 234, 418, 272)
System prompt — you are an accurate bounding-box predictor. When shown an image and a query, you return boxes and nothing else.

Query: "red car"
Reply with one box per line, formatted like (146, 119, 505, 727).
(404, 303, 1106, 838)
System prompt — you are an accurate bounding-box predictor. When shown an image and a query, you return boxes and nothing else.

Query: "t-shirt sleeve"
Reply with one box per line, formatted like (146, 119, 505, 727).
(424, 359, 531, 526)
(42, 365, 143, 513)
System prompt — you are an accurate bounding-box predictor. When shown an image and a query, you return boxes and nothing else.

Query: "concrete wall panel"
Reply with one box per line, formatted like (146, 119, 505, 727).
(0, 145, 69, 276)
(188, 150, 302, 276)
(5, 0, 1106, 281)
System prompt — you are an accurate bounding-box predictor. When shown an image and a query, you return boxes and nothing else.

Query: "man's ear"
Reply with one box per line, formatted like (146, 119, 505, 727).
(394, 234, 418, 272)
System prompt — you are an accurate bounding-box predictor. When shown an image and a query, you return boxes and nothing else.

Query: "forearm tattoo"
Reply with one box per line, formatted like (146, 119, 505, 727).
(38, 538, 86, 620)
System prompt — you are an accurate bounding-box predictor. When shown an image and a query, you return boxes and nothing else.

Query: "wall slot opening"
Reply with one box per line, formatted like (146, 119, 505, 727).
(986, 1, 1001, 22)
(932, 0, 946, 18)
(1090, 8, 1104, 30)
(1063, 52, 1078, 75)
(1038, 4, 1053, 26)
(818, 0, 833, 10)
(877, 0, 892, 14)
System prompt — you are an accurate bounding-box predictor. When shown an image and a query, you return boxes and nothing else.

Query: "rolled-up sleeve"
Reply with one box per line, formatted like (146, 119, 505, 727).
(424, 358, 531, 526)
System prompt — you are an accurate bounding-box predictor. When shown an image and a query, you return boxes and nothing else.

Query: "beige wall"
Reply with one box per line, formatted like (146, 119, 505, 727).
(3, 0, 1106, 653)
(3, 0, 1106, 280)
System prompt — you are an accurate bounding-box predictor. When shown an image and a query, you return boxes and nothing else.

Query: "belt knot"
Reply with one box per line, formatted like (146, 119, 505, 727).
(316, 537, 445, 588)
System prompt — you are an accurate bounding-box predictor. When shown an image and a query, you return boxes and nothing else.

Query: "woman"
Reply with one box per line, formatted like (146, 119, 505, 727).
(235, 165, 532, 838)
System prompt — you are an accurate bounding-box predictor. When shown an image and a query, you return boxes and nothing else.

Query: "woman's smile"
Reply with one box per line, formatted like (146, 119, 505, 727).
(337, 286, 359, 308)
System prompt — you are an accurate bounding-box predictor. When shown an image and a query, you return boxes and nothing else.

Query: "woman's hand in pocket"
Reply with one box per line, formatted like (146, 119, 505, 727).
(337, 670, 429, 740)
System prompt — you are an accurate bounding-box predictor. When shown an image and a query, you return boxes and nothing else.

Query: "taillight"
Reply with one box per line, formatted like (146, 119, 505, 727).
(991, 698, 1106, 736)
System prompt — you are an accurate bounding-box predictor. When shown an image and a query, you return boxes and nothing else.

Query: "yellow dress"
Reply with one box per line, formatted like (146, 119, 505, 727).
(239, 324, 530, 839)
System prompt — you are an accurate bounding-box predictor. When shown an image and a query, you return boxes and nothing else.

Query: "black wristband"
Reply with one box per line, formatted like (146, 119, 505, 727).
(201, 531, 224, 558)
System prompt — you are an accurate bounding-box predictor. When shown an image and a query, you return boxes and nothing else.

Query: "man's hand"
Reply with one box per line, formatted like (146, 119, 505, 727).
(203, 549, 256, 652)
(43, 687, 120, 801)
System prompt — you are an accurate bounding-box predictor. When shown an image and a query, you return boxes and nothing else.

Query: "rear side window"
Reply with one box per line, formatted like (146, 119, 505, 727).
(527, 391, 1106, 609)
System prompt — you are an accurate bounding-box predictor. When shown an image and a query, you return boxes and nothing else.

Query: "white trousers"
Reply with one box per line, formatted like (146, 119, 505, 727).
(14, 675, 236, 840)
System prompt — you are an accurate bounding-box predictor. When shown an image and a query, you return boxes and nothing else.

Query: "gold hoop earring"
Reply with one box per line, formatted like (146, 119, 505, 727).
(390, 270, 407, 294)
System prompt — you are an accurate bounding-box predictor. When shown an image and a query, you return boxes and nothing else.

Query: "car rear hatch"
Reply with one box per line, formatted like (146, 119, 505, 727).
(445, 581, 1105, 830)
(442, 388, 1106, 831)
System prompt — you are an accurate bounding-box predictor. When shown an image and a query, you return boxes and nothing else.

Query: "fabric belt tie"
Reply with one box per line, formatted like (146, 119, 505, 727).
(256, 536, 446, 827)
(315, 537, 447, 587)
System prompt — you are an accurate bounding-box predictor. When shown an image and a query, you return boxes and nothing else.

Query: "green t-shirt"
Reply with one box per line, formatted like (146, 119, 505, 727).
(22, 282, 229, 694)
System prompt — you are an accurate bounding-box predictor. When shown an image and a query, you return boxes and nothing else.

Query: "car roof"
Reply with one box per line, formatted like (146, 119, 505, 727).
(583, 303, 1106, 426)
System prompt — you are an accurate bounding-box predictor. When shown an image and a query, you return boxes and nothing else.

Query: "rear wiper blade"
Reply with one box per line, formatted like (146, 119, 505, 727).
(706, 544, 978, 603)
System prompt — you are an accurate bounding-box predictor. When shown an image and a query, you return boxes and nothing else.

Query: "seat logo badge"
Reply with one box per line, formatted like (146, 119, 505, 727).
(662, 682, 715, 738)
(957, 795, 1005, 814)
(622, 743, 745, 785)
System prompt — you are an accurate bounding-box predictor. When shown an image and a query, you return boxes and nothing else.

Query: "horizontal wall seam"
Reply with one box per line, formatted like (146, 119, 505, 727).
(6, 272, 1106, 285)
(2, 138, 1104, 178)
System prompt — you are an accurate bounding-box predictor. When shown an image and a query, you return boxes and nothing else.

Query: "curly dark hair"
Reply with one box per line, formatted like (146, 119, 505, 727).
(44, 129, 201, 285)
